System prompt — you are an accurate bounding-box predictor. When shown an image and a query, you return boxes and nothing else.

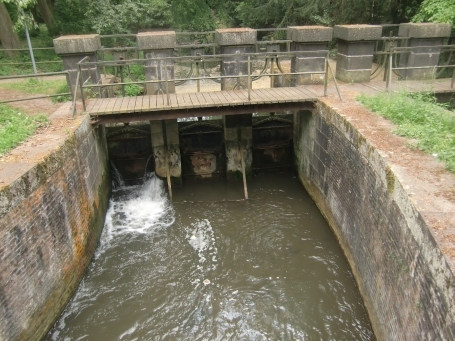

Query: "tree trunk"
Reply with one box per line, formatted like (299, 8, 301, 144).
(37, 0, 53, 31)
(0, 2, 20, 57)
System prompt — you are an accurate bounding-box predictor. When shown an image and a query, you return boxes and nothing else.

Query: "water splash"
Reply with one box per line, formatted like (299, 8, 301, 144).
(100, 173, 174, 250)
(143, 154, 154, 183)
(110, 161, 125, 190)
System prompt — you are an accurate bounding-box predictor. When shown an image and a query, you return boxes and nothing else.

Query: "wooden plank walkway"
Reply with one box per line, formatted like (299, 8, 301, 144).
(87, 86, 317, 125)
(86, 78, 454, 125)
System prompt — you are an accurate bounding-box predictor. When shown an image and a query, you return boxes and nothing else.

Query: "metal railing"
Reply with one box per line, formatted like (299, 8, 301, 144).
(75, 50, 341, 114)
(0, 71, 72, 103)
(378, 44, 455, 90)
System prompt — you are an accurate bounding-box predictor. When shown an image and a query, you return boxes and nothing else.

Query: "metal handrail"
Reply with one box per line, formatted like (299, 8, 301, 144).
(73, 50, 338, 113)
(0, 71, 72, 105)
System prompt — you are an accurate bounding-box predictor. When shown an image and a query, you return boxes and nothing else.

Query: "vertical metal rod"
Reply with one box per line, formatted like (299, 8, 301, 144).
(247, 55, 251, 101)
(327, 61, 342, 102)
(21, 8, 37, 75)
(451, 66, 455, 89)
(78, 63, 86, 111)
(239, 148, 249, 200)
(323, 57, 329, 96)
(72, 70, 80, 117)
(387, 49, 393, 90)
(162, 120, 173, 201)
(270, 55, 275, 88)
(120, 65, 125, 97)
(164, 59, 170, 105)
(196, 61, 200, 92)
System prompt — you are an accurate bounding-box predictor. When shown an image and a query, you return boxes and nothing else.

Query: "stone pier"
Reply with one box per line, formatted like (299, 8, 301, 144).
(53, 34, 101, 95)
(288, 26, 333, 85)
(137, 31, 176, 95)
(398, 23, 452, 80)
(150, 119, 182, 186)
(138, 31, 181, 186)
(334, 25, 382, 83)
(215, 28, 256, 180)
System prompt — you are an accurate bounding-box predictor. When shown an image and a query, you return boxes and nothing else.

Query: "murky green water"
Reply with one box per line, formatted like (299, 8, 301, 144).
(47, 173, 374, 340)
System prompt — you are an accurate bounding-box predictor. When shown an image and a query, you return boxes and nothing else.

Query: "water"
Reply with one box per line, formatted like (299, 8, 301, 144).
(47, 172, 375, 341)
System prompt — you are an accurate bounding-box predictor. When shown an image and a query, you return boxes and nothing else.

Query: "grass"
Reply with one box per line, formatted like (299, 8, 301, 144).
(0, 78, 71, 103)
(358, 91, 455, 172)
(0, 104, 49, 155)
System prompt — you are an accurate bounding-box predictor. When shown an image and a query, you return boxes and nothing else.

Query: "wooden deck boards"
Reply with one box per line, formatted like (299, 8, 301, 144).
(86, 79, 454, 120)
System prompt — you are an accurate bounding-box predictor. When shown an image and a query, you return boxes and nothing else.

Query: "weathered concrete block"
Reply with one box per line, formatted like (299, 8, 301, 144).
(215, 28, 256, 46)
(287, 26, 333, 42)
(398, 23, 452, 38)
(53, 34, 101, 54)
(334, 25, 382, 41)
(137, 31, 176, 50)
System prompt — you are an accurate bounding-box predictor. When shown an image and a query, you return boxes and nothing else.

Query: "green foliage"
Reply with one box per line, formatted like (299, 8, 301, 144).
(358, 91, 455, 172)
(170, 0, 216, 31)
(0, 104, 49, 155)
(412, 0, 455, 25)
(0, 25, 62, 75)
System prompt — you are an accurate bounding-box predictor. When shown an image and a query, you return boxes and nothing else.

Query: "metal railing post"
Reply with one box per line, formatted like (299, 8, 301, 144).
(78, 63, 86, 111)
(324, 57, 329, 96)
(196, 60, 200, 92)
(387, 48, 393, 90)
(164, 59, 170, 106)
(247, 55, 251, 101)
(451, 66, 455, 89)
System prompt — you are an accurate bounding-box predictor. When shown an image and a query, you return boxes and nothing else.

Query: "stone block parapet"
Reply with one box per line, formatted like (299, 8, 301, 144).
(215, 28, 256, 46)
(334, 24, 382, 41)
(137, 31, 176, 50)
(398, 23, 452, 38)
(287, 26, 333, 42)
(53, 34, 101, 54)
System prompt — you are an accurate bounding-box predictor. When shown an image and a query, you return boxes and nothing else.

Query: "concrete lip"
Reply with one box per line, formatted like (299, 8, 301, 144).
(215, 28, 257, 46)
(287, 26, 333, 42)
(398, 23, 452, 38)
(137, 31, 176, 50)
(334, 24, 382, 41)
(53, 34, 101, 54)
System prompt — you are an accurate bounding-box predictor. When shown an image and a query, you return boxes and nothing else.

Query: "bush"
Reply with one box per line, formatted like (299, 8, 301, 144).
(358, 91, 455, 172)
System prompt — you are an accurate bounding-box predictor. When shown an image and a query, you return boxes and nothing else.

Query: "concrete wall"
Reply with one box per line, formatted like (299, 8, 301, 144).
(294, 103, 455, 340)
(0, 117, 111, 341)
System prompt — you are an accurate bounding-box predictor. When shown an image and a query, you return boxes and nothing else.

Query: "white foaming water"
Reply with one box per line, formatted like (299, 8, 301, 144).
(100, 173, 174, 250)
(186, 219, 218, 288)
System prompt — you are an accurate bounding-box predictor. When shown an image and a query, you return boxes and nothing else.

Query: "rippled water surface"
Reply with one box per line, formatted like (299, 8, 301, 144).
(47, 173, 375, 341)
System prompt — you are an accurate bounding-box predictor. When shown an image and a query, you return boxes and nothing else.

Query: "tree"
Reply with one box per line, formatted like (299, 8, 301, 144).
(412, 0, 455, 25)
(36, 0, 53, 31)
(0, 1, 20, 56)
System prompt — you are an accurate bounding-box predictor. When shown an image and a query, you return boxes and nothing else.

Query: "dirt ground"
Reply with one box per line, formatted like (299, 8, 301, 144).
(1, 73, 455, 271)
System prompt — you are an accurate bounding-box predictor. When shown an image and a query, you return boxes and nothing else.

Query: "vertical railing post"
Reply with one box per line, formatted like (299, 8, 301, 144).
(164, 59, 170, 105)
(247, 55, 251, 101)
(387, 48, 393, 90)
(324, 55, 329, 96)
(451, 64, 455, 89)
(78, 62, 86, 111)
(196, 59, 201, 92)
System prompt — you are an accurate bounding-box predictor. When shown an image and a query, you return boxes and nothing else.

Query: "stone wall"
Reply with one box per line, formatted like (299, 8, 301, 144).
(0, 117, 111, 341)
(294, 103, 455, 340)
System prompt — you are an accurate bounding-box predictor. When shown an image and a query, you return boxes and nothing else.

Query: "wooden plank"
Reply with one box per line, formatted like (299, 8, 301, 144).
(104, 97, 118, 114)
(189, 93, 201, 107)
(96, 98, 111, 115)
(206, 91, 223, 106)
(249, 89, 268, 104)
(156, 93, 165, 110)
(135, 95, 145, 112)
(271, 87, 294, 102)
(181, 93, 194, 109)
(90, 98, 105, 114)
(126, 96, 137, 113)
(195, 92, 208, 107)
(201, 92, 217, 106)
(229, 90, 248, 105)
(140, 95, 151, 112)
(212, 91, 231, 106)
(118, 96, 130, 114)
(169, 93, 179, 109)
(112, 96, 125, 114)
